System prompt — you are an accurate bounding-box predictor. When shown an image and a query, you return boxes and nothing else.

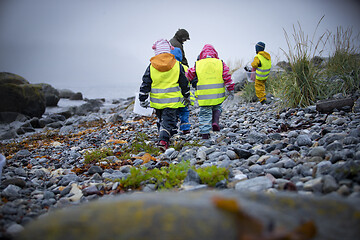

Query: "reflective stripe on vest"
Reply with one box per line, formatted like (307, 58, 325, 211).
(256, 54, 271, 80)
(196, 58, 225, 106)
(150, 62, 182, 109)
(190, 91, 195, 106)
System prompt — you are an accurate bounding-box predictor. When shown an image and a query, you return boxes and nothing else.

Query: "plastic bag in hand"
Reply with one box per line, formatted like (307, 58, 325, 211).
(227, 90, 234, 100)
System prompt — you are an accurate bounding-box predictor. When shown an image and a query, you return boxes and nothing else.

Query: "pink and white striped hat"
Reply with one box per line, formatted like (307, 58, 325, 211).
(152, 39, 174, 55)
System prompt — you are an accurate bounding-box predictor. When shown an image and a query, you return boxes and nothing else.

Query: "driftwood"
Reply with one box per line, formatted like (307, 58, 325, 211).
(316, 97, 355, 113)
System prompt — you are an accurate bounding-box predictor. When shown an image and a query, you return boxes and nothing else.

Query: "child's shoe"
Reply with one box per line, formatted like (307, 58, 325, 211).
(158, 140, 169, 151)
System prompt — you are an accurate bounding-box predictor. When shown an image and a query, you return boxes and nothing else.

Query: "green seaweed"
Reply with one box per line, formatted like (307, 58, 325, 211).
(83, 148, 114, 164)
(118, 132, 161, 160)
(118, 161, 229, 190)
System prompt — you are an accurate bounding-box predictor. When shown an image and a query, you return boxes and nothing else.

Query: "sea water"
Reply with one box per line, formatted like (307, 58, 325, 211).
(60, 85, 138, 100)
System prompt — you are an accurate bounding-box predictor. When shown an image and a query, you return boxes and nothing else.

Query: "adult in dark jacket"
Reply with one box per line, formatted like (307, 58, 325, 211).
(170, 29, 190, 67)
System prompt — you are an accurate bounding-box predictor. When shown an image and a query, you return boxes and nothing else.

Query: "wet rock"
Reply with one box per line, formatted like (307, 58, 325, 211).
(322, 175, 339, 193)
(17, 191, 360, 240)
(296, 134, 313, 147)
(235, 176, 273, 191)
(1, 184, 22, 198)
(183, 169, 201, 185)
(0, 73, 46, 118)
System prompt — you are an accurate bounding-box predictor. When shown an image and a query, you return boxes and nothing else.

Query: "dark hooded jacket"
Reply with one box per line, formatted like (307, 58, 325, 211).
(170, 29, 190, 67)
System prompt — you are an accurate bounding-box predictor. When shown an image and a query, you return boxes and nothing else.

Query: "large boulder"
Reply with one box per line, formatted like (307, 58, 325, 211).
(0, 72, 29, 85)
(16, 191, 360, 240)
(37, 83, 60, 107)
(58, 89, 83, 100)
(0, 72, 46, 118)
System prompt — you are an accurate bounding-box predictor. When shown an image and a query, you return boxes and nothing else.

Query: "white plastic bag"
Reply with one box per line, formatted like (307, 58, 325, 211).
(133, 93, 153, 116)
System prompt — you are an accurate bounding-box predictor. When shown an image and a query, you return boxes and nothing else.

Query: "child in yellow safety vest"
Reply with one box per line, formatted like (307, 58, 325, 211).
(139, 39, 190, 151)
(186, 44, 234, 140)
(251, 41, 272, 104)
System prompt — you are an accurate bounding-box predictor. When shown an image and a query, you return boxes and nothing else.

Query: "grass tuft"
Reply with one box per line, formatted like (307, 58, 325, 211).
(324, 26, 360, 96)
(278, 16, 330, 107)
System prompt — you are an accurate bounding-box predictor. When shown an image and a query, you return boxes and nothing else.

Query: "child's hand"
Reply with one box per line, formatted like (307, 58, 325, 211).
(140, 100, 150, 108)
(182, 97, 191, 106)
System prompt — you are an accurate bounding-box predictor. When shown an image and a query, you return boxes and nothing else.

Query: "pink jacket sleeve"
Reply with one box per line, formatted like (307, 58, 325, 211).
(185, 66, 196, 81)
(222, 62, 234, 91)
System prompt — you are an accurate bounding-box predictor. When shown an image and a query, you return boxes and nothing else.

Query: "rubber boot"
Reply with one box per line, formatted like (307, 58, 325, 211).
(212, 110, 221, 131)
(202, 133, 210, 139)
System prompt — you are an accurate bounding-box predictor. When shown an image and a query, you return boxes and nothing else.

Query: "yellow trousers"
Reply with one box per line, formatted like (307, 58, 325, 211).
(255, 79, 266, 102)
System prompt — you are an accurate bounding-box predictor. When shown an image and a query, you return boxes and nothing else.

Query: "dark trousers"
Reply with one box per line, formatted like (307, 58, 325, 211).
(155, 108, 178, 142)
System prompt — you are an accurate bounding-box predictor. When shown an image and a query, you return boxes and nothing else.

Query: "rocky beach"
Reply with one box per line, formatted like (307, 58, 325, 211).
(0, 82, 360, 239)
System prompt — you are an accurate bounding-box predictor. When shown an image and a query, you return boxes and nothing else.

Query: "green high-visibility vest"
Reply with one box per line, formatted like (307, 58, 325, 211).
(150, 62, 183, 109)
(196, 58, 225, 106)
(256, 54, 271, 80)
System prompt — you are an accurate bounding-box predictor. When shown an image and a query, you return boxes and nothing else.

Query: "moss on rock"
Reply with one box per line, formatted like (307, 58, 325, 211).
(0, 72, 46, 118)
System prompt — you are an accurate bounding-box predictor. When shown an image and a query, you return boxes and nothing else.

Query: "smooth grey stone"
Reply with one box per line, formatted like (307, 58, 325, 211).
(265, 156, 280, 164)
(322, 175, 339, 193)
(296, 134, 313, 147)
(235, 176, 273, 191)
(265, 167, 283, 178)
(88, 166, 104, 175)
(315, 161, 333, 177)
(303, 177, 323, 193)
(249, 164, 263, 174)
(309, 146, 326, 158)
(1, 184, 21, 198)
(183, 169, 201, 185)
(225, 150, 237, 160)
(326, 141, 343, 151)
(15, 149, 31, 159)
(58, 174, 80, 186)
(233, 148, 252, 159)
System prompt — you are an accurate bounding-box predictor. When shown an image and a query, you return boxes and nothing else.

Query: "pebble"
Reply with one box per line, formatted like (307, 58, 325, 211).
(0, 96, 359, 239)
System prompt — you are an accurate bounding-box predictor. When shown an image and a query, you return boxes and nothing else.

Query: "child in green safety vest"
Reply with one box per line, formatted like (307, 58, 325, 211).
(139, 39, 190, 151)
(251, 41, 272, 104)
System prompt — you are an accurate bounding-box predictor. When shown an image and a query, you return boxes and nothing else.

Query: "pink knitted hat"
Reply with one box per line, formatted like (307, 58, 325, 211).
(152, 39, 174, 55)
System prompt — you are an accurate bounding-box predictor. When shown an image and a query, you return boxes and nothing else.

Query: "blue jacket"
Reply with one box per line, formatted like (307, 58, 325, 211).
(171, 47, 183, 62)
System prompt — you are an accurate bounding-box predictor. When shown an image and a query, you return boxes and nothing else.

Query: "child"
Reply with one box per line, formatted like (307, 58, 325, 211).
(170, 47, 194, 135)
(186, 44, 234, 139)
(139, 39, 190, 150)
(251, 41, 272, 104)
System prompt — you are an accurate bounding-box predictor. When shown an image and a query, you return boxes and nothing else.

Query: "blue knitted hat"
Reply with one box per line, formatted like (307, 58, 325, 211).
(255, 42, 265, 52)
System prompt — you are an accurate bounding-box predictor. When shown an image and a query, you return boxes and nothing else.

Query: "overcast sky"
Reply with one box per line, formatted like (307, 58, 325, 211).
(0, 0, 359, 99)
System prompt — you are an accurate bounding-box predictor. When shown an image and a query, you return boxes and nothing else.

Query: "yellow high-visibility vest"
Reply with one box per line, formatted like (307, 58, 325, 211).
(256, 54, 271, 80)
(196, 58, 225, 106)
(149, 62, 183, 109)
